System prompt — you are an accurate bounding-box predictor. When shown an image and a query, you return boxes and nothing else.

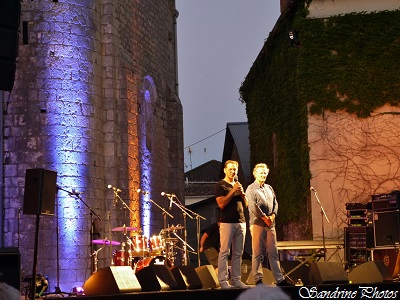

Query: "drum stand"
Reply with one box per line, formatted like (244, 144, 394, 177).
(91, 245, 105, 274)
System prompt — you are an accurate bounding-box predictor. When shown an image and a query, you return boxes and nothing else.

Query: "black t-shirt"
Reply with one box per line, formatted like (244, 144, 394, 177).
(214, 179, 245, 223)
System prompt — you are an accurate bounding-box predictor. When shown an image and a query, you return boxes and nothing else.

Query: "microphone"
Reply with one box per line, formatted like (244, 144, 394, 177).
(107, 184, 121, 193)
(161, 192, 175, 197)
(233, 175, 239, 182)
(137, 189, 149, 195)
(161, 192, 174, 210)
(71, 189, 84, 195)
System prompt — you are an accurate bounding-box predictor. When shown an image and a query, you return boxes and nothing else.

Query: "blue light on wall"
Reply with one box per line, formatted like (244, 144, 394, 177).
(43, 3, 93, 289)
(139, 75, 157, 238)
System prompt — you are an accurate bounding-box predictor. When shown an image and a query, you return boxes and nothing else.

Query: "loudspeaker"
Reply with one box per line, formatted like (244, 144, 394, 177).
(0, 0, 21, 30)
(170, 266, 203, 290)
(23, 169, 57, 215)
(204, 247, 219, 268)
(0, 247, 20, 291)
(348, 261, 392, 283)
(195, 265, 220, 289)
(281, 260, 311, 285)
(309, 262, 348, 285)
(82, 266, 141, 296)
(373, 249, 400, 277)
(135, 265, 178, 292)
(0, 27, 18, 59)
(373, 210, 400, 247)
(0, 57, 16, 91)
(0, 0, 21, 92)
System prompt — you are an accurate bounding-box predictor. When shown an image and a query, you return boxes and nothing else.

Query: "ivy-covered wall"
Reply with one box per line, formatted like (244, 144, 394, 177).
(239, 1, 400, 239)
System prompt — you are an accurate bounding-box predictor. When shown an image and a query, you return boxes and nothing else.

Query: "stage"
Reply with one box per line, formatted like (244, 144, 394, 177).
(38, 282, 400, 300)
(20, 238, 400, 299)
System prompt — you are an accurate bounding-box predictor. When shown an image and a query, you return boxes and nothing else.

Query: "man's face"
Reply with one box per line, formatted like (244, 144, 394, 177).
(254, 167, 269, 183)
(224, 163, 238, 179)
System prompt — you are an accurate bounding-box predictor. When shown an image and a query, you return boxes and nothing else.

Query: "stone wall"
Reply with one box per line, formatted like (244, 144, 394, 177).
(2, 0, 182, 291)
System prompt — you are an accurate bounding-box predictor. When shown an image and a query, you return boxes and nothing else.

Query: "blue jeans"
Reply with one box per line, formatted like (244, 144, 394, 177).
(250, 224, 284, 283)
(217, 222, 246, 284)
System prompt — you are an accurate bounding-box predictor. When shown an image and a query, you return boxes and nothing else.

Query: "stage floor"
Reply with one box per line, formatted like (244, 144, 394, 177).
(32, 282, 400, 300)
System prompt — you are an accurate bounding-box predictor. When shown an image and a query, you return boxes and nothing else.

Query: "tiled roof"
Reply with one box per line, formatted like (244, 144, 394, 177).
(184, 160, 222, 182)
(185, 183, 216, 197)
(184, 160, 221, 197)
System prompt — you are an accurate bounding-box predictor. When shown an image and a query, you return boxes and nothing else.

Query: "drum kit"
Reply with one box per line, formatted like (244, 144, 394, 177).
(91, 224, 185, 273)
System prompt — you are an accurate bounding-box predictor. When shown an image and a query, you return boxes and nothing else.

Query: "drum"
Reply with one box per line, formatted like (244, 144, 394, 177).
(131, 235, 149, 255)
(149, 235, 165, 254)
(134, 256, 172, 272)
(113, 250, 130, 266)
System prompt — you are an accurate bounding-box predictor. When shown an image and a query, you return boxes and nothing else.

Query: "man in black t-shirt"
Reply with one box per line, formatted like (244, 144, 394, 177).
(214, 160, 249, 289)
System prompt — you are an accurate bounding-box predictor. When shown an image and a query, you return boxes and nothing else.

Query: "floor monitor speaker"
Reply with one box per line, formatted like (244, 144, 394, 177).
(204, 247, 219, 268)
(309, 262, 348, 285)
(23, 169, 57, 215)
(82, 266, 141, 296)
(195, 265, 219, 289)
(348, 261, 392, 283)
(135, 265, 178, 292)
(0, 247, 20, 291)
(170, 266, 203, 290)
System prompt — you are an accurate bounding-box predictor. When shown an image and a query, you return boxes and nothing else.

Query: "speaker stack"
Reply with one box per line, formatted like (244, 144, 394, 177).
(372, 191, 400, 247)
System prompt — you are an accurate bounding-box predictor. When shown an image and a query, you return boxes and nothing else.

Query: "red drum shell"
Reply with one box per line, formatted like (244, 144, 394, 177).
(113, 250, 129, 266)
(134, 256, 172, 272)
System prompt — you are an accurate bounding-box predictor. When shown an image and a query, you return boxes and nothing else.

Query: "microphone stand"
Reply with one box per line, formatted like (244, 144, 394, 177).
(311, 188, 330, 261)
(73, 192, 101, 274)
(167, 194, 195, 266)
(146, 196, 174, 233)
(108, 188, 134, 263)
(182, 206, 206, 267)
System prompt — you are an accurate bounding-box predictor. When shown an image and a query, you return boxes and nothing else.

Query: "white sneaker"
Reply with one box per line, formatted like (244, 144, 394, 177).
(232, 281, 250, 289)
(219, 281, 233, 289)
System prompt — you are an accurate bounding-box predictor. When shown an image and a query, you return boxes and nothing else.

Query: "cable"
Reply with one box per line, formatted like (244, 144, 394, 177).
(184, 128, 226, 149)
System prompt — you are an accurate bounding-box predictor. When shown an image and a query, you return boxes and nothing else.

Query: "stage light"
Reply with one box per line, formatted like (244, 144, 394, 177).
(72, 286, 84, 295)
(288, 29, 299, 47)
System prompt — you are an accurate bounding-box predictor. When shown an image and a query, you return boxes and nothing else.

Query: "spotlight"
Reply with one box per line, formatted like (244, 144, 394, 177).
(288, 29, 299, 47)
(72, 286, 84, 295)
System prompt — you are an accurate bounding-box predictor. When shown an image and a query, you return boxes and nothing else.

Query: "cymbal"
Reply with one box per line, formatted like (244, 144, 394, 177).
(163, 225, 184, 232)
(92, 239, 120, 246)
(111, 226, 138, 232)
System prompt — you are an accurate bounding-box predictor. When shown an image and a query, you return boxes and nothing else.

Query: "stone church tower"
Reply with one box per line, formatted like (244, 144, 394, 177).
(1, 0, 183, 291)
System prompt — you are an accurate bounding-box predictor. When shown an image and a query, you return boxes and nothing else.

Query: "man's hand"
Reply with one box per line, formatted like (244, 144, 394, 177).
(262, 214, 275, 227)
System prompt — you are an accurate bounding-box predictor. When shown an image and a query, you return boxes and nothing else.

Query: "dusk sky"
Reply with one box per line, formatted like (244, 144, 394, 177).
(176, 1, 281, 171)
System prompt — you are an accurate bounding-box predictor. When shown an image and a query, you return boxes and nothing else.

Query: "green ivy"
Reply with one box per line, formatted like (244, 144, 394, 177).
(240, 2, 400, 238)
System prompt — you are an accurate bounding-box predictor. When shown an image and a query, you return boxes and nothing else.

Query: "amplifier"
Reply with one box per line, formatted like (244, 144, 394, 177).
(372, 191, 400, 211)
(373, 210, 400, 247)
(346, 203, 367, 210)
